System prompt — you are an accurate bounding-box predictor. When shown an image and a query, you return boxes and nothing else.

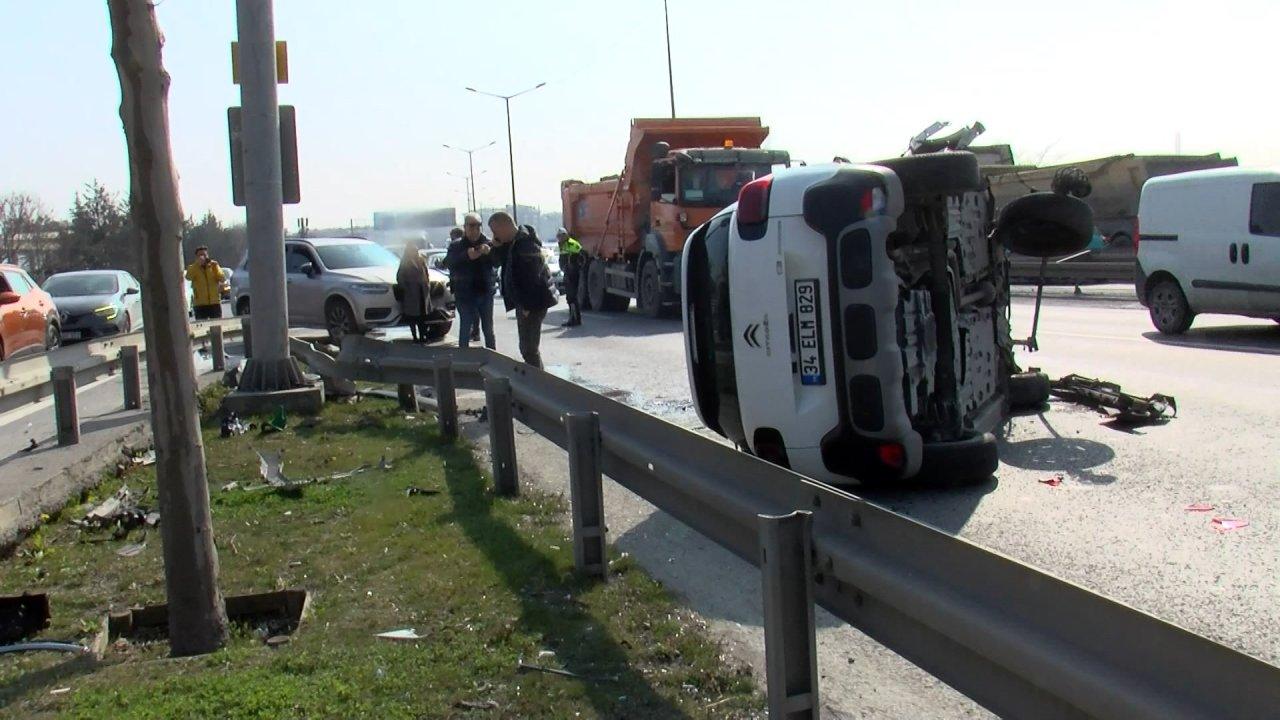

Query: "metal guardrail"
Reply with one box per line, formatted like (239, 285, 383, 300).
(0, 317, 245, 418)
(1010, 258, 1136, 285)
(290, 335, 1280, 719)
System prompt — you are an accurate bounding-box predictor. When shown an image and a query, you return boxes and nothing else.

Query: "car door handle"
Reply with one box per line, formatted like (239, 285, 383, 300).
(1229, 243, 1238, 263)
(1242, 243, 1250, 264)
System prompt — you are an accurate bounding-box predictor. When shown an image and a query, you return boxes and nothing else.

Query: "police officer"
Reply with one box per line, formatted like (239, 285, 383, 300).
(556, 228, 583, 327)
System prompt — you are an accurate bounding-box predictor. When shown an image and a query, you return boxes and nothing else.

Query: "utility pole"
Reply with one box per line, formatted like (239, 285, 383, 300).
(107, 0, 229, 656)
(444, 141, 495, 214)
(232, 0, 308, 395)
(664, 0, 676, 118)
(467, 83, 546, 224)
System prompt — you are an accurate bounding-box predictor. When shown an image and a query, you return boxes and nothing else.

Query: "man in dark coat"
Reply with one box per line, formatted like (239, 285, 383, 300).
(488, 211, 556, 368)
(445, 213, 497, 349)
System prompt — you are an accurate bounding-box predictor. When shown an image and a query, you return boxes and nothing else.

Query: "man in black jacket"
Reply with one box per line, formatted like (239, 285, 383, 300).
(445, 213, 497, 349)
(488, 211, 556, 368)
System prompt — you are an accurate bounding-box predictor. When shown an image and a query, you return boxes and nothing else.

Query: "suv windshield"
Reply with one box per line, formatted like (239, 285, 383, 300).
(315, 243, 398, 270)
(44, 274, 118, 297)
(680, 164, 773, 208)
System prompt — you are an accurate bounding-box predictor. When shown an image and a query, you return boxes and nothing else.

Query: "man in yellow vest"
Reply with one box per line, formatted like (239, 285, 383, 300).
(556, 228, 584, 327)
(185, 245, 228, 320)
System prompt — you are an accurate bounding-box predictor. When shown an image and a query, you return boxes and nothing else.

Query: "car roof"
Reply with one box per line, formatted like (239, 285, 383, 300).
(290, 236, 375, 247)
(1146, 166, 1280, 188)
(46, 269, 125, 277)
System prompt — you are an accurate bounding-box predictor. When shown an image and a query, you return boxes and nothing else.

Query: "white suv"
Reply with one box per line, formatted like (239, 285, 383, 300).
(682, 154, 1090, 484)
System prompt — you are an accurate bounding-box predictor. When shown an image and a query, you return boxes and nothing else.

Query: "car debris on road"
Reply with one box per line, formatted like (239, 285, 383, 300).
(1049, 374, 1177, 425)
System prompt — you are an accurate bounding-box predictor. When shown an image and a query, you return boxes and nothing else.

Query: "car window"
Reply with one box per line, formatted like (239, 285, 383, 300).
(1249, 183, 1280, 237)
(3, 271, 31, 295)
(285, 245, 316, 274)
(315, 242, 398, 270)
(43, 273, 119, 297)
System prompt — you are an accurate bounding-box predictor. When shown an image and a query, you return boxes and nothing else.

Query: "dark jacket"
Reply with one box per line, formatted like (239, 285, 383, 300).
(445, 235, 496, 297)
(496, 226, 557, 313)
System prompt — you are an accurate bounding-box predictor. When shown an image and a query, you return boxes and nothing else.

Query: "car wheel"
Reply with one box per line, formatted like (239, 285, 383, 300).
(1008, 371, 1051, 410)
(123, 312, 133, 334)
(637, 259, 664, 318)
(325, 298, 357, 345)
(873, 152, 983, 197)
(45, 321, 61, 352)
(1147, 278, 1194, 334)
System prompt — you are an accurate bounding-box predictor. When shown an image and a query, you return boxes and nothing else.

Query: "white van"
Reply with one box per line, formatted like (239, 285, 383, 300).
(1137, 167, 1280, 333)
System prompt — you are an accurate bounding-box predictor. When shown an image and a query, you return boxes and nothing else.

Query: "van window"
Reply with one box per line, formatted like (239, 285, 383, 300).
(1249, 183, 1280, 237)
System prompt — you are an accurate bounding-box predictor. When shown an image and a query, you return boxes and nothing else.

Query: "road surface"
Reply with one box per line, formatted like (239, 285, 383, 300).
(386, 292, 1280, 717)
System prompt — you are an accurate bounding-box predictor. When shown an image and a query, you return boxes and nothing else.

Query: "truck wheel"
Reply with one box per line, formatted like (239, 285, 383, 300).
(1147, 277, 1194, 334)
(873, 152, 982, 197)
(577, 260, 594, 310)
(637, 259, 664, 318)
(587, 258, 608, 311)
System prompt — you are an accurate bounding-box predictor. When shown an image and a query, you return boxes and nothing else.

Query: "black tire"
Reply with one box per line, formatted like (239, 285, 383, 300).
(122, 312, 133, 334)
(424, 321, 451, 343)
(993, 192, 1094, 258)
(1008, 371, 1051, 410)
(637, 258, 664, 318)
(1147, 277, 1194, 334)
(873, 152, 982, 197)
(914, 432, 999, 485)
(325, 298, 358, 345)
(586, 258, 607, 311)
(236, 297, 250, 316)
(45, 321, 61, 352)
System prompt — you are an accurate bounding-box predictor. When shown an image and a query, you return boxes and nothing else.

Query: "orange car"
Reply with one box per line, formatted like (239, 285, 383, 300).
(0, 264, 61, 360)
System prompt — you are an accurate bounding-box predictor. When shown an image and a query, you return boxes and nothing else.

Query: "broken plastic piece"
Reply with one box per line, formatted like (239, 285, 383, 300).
(1039, 475, 1063, 487)
(1210, 517, 1249, 531)
(256, 449, 289, 487)
(116, 541, 146, 558)
(1185, 503, 1214, 512)
(405, 487, 440, 497)
(376, 628, 425, 641)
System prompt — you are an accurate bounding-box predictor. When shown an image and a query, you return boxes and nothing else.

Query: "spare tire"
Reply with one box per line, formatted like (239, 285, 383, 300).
(993, 192, 1093, 258)
(873, 152, 982, 197)
(1008, 371, 1051, 410)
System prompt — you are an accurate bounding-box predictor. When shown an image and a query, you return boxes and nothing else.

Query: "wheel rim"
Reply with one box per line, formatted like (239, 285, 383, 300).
(47, 324, 60, 349)
(327, 303, 352, 338)
(1151, 285, 1182, 327)
(641, 265, 659, 312)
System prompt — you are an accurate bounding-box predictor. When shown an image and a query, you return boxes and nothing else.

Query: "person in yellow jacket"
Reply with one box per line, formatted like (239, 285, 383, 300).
(185, 245, 228, 320)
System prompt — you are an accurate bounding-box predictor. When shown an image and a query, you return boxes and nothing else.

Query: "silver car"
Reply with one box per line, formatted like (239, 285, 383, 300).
(232, 237, 454, 343)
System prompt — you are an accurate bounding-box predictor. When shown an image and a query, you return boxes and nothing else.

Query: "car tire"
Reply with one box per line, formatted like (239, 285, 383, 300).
(325, 298, 358, 345)
(914, 431, 999, 485)
(637, 259, 664, 318)
(1008, 371, 1051, 410)
(873, 152, 983, 197)
(1147, 277, 1194, 334)
(45, 321, 61, 352)
(993, 192, 1094, 258)
(123, 312, 133, 334)
(424, 321, 451, 343)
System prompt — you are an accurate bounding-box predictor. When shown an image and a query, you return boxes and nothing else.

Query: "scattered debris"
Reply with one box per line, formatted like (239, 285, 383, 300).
(454, 699, 499, 711)
(265, 635, 291, 648)
(116, 539, 147, 558)
(405, 486, 440, 497)
(0, 593, 50, 644)
(257, 450, 290, 487)
(376, 628, 425, 641)
(516, 657, 617, 682)
(1049, 374, 1177, 426)
(1185, 503, 1215, 512)
(76, 485, 155, 536)
(1039, 475, 1063, 487)
(22, 438, 37, 453)
(259, 406, 288, 435)
(221, 411, 248, 438)
(0, 642, 91, 656)
(49, 687, 71, 696)
(1210, 517, 1250, 532)
(378, 455, 393, 471)
(234, 450, 371, 492)
(222, 481, 240, 492)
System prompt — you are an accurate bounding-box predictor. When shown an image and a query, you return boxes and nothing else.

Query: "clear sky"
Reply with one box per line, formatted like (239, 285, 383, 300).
(2, 0, 1277, 229)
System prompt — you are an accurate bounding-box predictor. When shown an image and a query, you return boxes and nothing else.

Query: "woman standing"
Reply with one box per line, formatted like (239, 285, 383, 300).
(397, 240, 430, 342)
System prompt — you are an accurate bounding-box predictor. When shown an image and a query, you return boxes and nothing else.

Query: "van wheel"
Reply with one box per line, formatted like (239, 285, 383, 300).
(637, 259, 664, 318)
(1147, 278, 1194, 334)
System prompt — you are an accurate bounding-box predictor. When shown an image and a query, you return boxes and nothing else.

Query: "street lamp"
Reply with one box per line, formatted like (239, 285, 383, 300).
(664, 0, 676, 118)
(465, 82, 546, 223)
(446, 169, 488, 213)
(443, 141, 495, 213)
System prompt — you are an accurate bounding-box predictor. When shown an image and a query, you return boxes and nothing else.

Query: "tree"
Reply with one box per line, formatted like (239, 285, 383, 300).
(183, 211, 247, 268)
(108, 0, 229, 656)
(0, 192, 55, 270)
(62, 180, 135, 274)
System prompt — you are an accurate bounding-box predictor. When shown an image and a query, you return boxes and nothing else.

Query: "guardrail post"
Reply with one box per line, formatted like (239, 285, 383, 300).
(239, 316, 252, 358)
(759, 511, 819, 720)
(210, 325, 225, 371)
(433, 358, 458, 440)
(51, 366, 80, 446)
(397, 384, 419, 413)
(485, 375, 518, 496)
(566, 412, 607, 580)
(121, 346, 142, 410)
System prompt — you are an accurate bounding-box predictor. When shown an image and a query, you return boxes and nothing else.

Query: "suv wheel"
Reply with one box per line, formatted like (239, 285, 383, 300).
(45, 321, 61, 352)
(1147, 278, 1194, 334)
(325, 298, 357, 345)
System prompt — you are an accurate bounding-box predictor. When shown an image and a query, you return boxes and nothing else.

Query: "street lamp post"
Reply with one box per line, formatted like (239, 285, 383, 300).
(664, 0, 676, 118)
(466, 83, 546, 223)
(443, 141, 496, 213)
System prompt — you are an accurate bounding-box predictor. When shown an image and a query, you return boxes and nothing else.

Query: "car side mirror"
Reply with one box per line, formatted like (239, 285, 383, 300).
(125, 286, 140, 295)
(299, 262, 317, 277)
(0, 291, 19, 305)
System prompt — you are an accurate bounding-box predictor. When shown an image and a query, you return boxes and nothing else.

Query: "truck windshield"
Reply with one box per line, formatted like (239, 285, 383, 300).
(684, 214, 746, 446)
(680, 164, 773, 208)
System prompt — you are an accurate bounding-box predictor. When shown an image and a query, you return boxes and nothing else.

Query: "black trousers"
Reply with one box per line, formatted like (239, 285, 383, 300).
(193, 304, 222, 320)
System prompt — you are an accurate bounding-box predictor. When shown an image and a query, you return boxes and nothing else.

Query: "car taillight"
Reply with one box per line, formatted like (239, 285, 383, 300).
(877, 442, 906, 471)
(737, 176, 773, 228)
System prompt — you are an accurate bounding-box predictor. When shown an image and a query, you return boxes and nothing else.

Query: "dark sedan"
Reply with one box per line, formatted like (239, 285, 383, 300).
(44, 270, 144, 342)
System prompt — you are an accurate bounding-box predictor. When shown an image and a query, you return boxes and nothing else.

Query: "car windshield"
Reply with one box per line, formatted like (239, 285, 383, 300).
(680, 164, 773, 208)
(43, 274, 118, 297)
(315, 243, 398, 270)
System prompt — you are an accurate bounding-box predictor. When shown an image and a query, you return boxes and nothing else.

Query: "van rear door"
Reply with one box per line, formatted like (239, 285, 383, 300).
(1245, 181, 1280, 315)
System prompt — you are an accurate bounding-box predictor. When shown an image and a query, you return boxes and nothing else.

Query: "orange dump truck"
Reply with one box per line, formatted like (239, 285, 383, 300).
(561, 118, 789, 316)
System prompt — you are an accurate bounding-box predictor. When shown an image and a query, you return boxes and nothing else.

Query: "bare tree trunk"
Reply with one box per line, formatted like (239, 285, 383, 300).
(107, 0, 228, 656)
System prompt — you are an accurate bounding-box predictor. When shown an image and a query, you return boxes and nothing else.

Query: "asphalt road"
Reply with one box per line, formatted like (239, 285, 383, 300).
(383, 292, 1279, 717)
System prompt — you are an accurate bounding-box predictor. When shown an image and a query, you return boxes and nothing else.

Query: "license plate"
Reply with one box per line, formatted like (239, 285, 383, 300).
(62, 330, 82, 341)
(793, 278, 826, 386)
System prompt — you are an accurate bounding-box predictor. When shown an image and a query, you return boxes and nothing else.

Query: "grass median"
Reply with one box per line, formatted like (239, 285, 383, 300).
(0, 387, 761, 719)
